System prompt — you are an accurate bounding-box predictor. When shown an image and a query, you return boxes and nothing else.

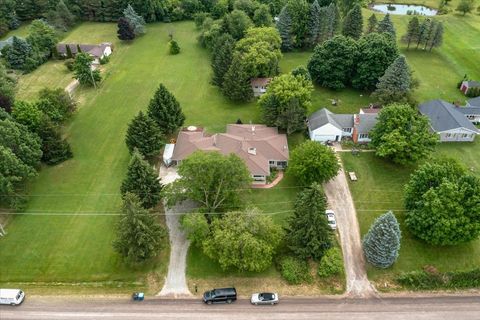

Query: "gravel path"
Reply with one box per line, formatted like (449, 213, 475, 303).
(324, 159, 377, 298)
(158, 200, 196, 297)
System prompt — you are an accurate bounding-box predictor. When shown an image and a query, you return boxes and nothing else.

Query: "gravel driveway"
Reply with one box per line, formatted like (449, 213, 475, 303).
(324, 160, 377, 298)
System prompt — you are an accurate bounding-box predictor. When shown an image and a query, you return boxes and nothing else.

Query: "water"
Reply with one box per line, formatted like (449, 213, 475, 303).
(371, 3, 437, 16)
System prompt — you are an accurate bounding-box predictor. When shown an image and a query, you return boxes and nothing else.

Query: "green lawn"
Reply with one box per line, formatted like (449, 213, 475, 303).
(0, 21, 262, 290)
(341, 144, 480, 288)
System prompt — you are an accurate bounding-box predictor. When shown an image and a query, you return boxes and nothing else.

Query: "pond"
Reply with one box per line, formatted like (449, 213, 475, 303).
(371, 3, 437, 16)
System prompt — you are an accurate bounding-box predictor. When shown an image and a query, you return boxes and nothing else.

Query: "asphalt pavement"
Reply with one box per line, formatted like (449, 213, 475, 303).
(1, 295, 480, 320)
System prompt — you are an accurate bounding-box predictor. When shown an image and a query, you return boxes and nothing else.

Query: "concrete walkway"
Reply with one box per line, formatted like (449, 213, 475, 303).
(324, 157, 377, 298)
(158, 200, 195, 297)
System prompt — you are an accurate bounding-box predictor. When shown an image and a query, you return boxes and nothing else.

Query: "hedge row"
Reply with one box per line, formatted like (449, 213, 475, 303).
(396, 269, 480, 290)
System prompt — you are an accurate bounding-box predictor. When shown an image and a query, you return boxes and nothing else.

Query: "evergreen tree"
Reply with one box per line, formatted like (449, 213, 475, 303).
(362, 211, 401, 268)
(285, 183, 333, 260)
(117, 17, 135, 40)
(428, 21, 443, 51)
(423, 19, 436, 50)
(123, 4, 146, 35)
(307, 0, 322, 46)
(341, 4, 363, 40)
(113, 192, 166, 263)
(366, 14, 378, 34)
(402, 16, 420, 49)
(66, 44, 73, 58)
(377, 13, 396, 38)
(125, 111, 165, 158)
(276, 6, 293, 51)
(456, 0, 474, 15)
(47, 0, 75, 31)
(37, 118, 73, 165)
(416, 18, 431, 49)
(325, 3, 339, 40)
(120, 150, 162, 209)
(147, 84, 185, 135)
(169, 39, 180, 54)
(5, 36, 31, 70)
(221, 55, 254, 102)
(371, 55, 412, 105)
(211, 33, 235, 87)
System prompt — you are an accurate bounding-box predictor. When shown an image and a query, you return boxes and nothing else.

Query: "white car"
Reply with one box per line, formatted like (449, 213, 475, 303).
(0, 289, 25, 306)
(325, 210, 337, 230)
(250, 292, 279, 305)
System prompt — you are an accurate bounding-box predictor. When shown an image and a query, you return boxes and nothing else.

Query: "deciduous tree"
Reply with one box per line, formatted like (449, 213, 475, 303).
(288, 140, 339, 185)
(117, 17, 135, 40)
(370, 103, 437, 165)
(223, 9, 253, 40)
(456, 0, 474, 15)
(253, 4, 272, 27)
(73, 53, 101, 86)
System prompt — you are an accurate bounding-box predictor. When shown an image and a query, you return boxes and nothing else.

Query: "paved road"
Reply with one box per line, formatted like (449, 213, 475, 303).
(1, 296, 479, 320)
(324, 156, 376, 298)
(158, 200, 195, 297)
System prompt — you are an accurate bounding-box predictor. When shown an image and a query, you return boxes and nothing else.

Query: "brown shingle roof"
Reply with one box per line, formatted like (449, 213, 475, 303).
(172, 125, 289, 176)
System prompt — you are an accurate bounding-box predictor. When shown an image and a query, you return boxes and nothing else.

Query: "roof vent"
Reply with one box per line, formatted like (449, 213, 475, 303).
(187, 126, 197, 132)
(248, 147, 257, 155)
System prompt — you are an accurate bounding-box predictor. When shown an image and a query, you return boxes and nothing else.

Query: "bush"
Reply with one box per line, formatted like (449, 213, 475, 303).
(99, 55, 110, 65)
(318, 247, 343, 278)
(64, 59, 74, 71)
(466, 87, 480, 97)
(169, 40, 180, 54)
(278, 256, 313, 284)
(396, 268, 480, 290)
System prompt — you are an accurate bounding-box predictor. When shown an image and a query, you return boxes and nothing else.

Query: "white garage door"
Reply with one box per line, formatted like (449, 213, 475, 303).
(314, 135, 336, 142)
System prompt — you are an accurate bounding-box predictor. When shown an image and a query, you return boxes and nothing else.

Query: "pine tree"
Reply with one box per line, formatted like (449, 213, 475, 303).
(285, 183, 333, 260)
(147, 84, 185, 135)
(55, 0, 76, 30)
(76, 44, 82, 53)
(276, 6, 293, 52)
(416, 18, 431, 49)
(125, 111, 165, 158)
(325, 3, 339, 40)
(65, 44, 73, 58)
(371, 55, 412, 105)
(123, 4, 146, 35)
(117, 17, 135, 41)
(169, 39, 180, 54)
(377, 13, 396, 38)
(5, 36, 31, 70)
(342, 4, 363, 40)
(113, 192, 166, 263)
(221, 55, 254, 102)
(423, 19, 437, 50)
(402, 16, 420, 49)
(211, 34, 235, 87)
(428, 21, 443, 51)
(120, 150, 162, 209)
(366, 14, 378, 34)
(37, 118, 73, 165)
(362, 211, 401, 268)
(307, 0, 322, 46)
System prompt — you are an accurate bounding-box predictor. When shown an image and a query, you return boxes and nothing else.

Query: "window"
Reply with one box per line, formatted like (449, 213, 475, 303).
(342, 127, 352, 133)
(467, 115, 475, 120)
(269, 160, 275, 165)
(445, 133, 452, 138)
(359, 133, 369, 139)
(277, 161, 287, 167)
(462, 134, 469, 138)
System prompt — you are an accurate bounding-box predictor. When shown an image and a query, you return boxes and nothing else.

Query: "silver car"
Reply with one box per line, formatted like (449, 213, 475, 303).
(250, 292, 279, 305)
(325, 209, 337, 230)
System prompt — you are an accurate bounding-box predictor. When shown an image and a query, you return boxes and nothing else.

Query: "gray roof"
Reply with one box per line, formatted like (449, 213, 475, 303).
(418, 100, 479, 133)
(467, 96, 480, 107)
(308, 108, 353, 131)
(465, 80, 480, 88)
(0, 36, 14, 50)
(456, 106, 480, 115)
(357, 114, 378, 134)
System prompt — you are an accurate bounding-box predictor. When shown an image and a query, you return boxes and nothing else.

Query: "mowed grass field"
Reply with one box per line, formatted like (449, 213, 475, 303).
(0, 21, 265, 289)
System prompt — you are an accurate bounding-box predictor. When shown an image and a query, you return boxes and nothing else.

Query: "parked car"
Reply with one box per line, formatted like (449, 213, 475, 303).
(250, 292, 279, 305)
(0, 289, 25, 306)
(203, 288, 237, 304)
(325, 210, 337, 230)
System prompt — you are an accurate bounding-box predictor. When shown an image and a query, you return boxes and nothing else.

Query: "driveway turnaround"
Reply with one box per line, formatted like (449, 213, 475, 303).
(2, 295, 479, 319)
(324, 160, 377, 298)
(158, 200, 195, 297)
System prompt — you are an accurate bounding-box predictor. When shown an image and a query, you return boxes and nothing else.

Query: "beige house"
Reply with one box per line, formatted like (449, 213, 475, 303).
(251, 78, 272, 97)
(169, 124, 289, 183)
(56, 42, 113, 64)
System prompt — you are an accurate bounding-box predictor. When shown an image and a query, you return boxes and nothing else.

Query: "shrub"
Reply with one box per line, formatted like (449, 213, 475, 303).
(99, 55, 110, 65)
(169, 40, 180, 55)
(318, 247, 343, 278)
(278, 256, 313, 284)
(64, 59, 74, 71)
(396, 268, 480, 290)
(466, 87, 480, 97)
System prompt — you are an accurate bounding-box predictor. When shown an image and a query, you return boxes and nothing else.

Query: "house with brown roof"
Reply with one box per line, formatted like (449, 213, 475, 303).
(168, 124, 289, 184)
(251, 78, 272, 97)
(56, 42, 113, 64)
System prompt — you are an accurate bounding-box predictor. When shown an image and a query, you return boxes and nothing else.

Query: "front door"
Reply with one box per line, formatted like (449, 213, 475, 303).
(335, 135, 340, 141)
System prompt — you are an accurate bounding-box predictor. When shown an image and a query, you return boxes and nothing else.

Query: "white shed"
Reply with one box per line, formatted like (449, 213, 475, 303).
(163, 144, 175, 166)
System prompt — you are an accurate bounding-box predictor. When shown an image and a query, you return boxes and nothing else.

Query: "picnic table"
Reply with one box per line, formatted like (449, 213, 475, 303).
(349, 171, 357, 181)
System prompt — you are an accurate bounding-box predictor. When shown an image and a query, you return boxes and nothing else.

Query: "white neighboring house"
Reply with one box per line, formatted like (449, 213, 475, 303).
(419, 100, 479, 142)
(307, 108, 378, 144)
(463, 96, 480, 123)
(251, 78, 272, 97)
(56, 42, 113, 64)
